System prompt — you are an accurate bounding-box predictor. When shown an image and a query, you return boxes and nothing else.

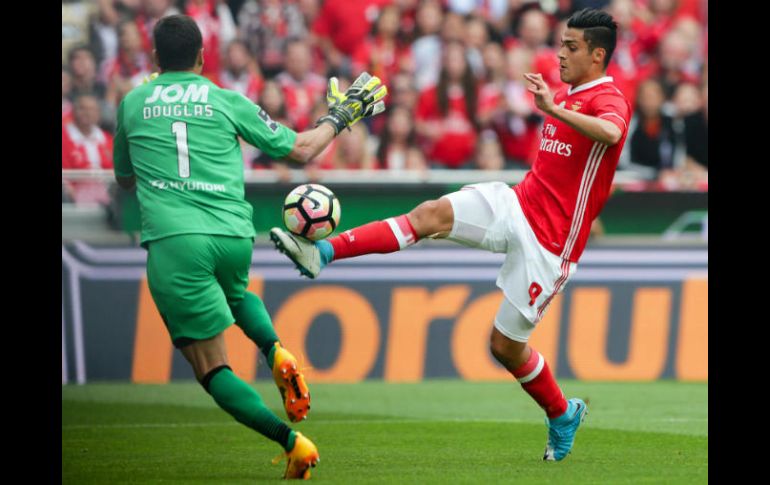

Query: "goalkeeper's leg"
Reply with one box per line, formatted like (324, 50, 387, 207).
(180, 334, 298, 452)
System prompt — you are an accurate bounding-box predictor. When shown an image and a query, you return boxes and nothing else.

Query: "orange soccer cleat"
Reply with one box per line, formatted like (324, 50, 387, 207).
(271, 343, 311, 422)
(273, 432, 320, 480)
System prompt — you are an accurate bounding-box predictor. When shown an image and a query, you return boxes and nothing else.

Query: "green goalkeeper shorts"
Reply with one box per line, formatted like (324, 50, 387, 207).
(146, 234, 254, 348)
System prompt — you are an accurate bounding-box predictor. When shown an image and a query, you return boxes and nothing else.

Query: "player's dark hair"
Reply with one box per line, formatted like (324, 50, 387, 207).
(153, 15, 203, 71)
(567, 8, 618, 68)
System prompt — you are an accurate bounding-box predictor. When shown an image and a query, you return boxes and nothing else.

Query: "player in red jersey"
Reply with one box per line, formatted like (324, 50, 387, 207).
(271, 8, 630, 462)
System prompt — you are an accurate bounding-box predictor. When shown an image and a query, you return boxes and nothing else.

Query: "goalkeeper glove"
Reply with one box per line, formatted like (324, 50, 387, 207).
(316, 72, 388, 135)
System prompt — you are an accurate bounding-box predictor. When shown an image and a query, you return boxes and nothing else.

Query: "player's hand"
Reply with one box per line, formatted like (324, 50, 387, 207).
(524, 73, 556, 115)
(316, 72, 388, 135)
(325, 77, 346, 109)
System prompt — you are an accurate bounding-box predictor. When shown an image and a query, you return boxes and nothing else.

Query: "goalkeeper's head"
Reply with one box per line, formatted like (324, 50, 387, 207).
(152, 15, 204, 73)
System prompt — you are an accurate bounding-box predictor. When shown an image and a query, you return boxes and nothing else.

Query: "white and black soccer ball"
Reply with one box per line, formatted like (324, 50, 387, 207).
(282, 184, 341, 241)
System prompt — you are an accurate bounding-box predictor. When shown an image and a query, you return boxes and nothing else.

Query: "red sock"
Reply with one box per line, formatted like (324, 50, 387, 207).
(329, 215, 419, 261)
(512, 348, 568, 419)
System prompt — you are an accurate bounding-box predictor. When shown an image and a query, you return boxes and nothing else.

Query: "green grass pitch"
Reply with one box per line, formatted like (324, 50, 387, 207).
(63, 380, 707, 483)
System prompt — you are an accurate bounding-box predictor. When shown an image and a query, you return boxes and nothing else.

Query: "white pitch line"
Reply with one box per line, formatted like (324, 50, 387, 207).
(62, 417, 707, 430)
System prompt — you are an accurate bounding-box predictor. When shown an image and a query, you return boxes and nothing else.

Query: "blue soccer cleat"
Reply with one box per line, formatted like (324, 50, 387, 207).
(543, 398, 588, 461)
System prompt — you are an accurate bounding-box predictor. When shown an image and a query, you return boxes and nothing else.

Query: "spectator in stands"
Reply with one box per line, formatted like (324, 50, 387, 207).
(331, 123, 376, 170)
(390, 72, 420, 112)
(92, 0, 143, 73)
(62, 94, 114, 204)
(446, 0, 508, 20)
(411, 0, 445, 90)
(276, 39, 327, 131)
(655, 29, 701, 100)
(393, 0, 420, 40)
(249, 80, 292, 169)
(185, 0, 237, 83)
(477, 42, 505, 128)
(68, 45, 107, 101)
(670, 16, 705, 79)
(415, 41, 479, 169)
(478, 42, 540, 169)
(134, 0, 180, 56)
(311, 0, 390, 76)
(219, 40, 263, 102)
(657, 82, 708, 191)
(464, 15, 491, 77)
(627, 79, 684, 178)
(440, 10, 467, 44)
(103, 21, 153, 112)
(62, 94, 114, 170)
(259, 79, 291, 127)
(297, 0, 321, 26)
(474, 130, 505, 170)
(237, 0, 308, 78)
(376, 105, 427, 171)
(507, 8, 561, 90)
(492, 0, 532, 38)
(352, 4, 414, 95)
(496, 47, 541, 167)
(63, 68, 73, 124)
(677, 82, 707, 172)
(606, 0, 658, 107)
(67, 45, 115, 130)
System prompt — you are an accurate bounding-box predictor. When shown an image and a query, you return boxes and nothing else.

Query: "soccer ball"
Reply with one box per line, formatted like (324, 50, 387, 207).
(282, 184, 341, 241)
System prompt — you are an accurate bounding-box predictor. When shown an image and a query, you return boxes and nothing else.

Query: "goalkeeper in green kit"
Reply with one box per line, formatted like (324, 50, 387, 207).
(112, 15, 387, 480)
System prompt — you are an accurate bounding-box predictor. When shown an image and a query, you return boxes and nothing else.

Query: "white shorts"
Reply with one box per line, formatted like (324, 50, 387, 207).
(442, 182, 576, 337)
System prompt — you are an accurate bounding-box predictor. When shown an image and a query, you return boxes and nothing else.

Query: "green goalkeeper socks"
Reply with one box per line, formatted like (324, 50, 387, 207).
(230, 292, 279, 367)
(207, 367, 297, 452)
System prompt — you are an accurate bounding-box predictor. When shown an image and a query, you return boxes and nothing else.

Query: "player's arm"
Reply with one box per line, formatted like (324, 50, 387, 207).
(230, 97, 335, 164)
(233, 72, 387, 164)
(113, 99, 136, 190)
(524, 73, 623, 146)
(286, 124, 337, 164)
(289, 73, 388, 163)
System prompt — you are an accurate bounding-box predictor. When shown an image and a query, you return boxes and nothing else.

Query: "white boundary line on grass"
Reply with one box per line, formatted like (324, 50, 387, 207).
(62, 417, 708, 430)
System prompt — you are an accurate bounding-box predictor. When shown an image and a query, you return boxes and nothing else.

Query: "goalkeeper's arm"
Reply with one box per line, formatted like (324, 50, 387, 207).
(284, 123, 337, 164)
(284, 72, 388, 164)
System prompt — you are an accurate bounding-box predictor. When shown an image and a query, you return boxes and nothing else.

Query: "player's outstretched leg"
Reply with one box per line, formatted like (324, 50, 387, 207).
(490, 323, 587, 461)
(270, 198, 455, 278)
(181, 335, 319, 479)
(230, 292, 311, 423)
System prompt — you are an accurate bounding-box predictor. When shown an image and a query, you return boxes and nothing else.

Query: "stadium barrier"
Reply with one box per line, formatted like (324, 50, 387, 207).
(62, 169, 709, 238)
(62, 241, 707, 384)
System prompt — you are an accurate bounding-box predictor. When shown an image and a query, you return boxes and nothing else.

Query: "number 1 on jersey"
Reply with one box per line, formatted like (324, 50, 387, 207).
(171, 121, 190, 178)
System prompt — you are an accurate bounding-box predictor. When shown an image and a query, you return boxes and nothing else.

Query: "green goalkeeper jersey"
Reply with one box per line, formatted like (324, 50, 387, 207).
(113, 71, 297, 246)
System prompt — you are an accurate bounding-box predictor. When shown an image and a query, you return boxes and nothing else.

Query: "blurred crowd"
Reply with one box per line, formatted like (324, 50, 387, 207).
(62, 0, 708, 204)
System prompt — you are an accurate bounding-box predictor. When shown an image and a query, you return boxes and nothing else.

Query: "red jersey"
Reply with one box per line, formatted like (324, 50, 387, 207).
(514, 77, 631, 263)
(415, 85, 478, 168)
(275, 71, 327, 132)
(312, 0, 391, 56)
(62, 123, 114, 170)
